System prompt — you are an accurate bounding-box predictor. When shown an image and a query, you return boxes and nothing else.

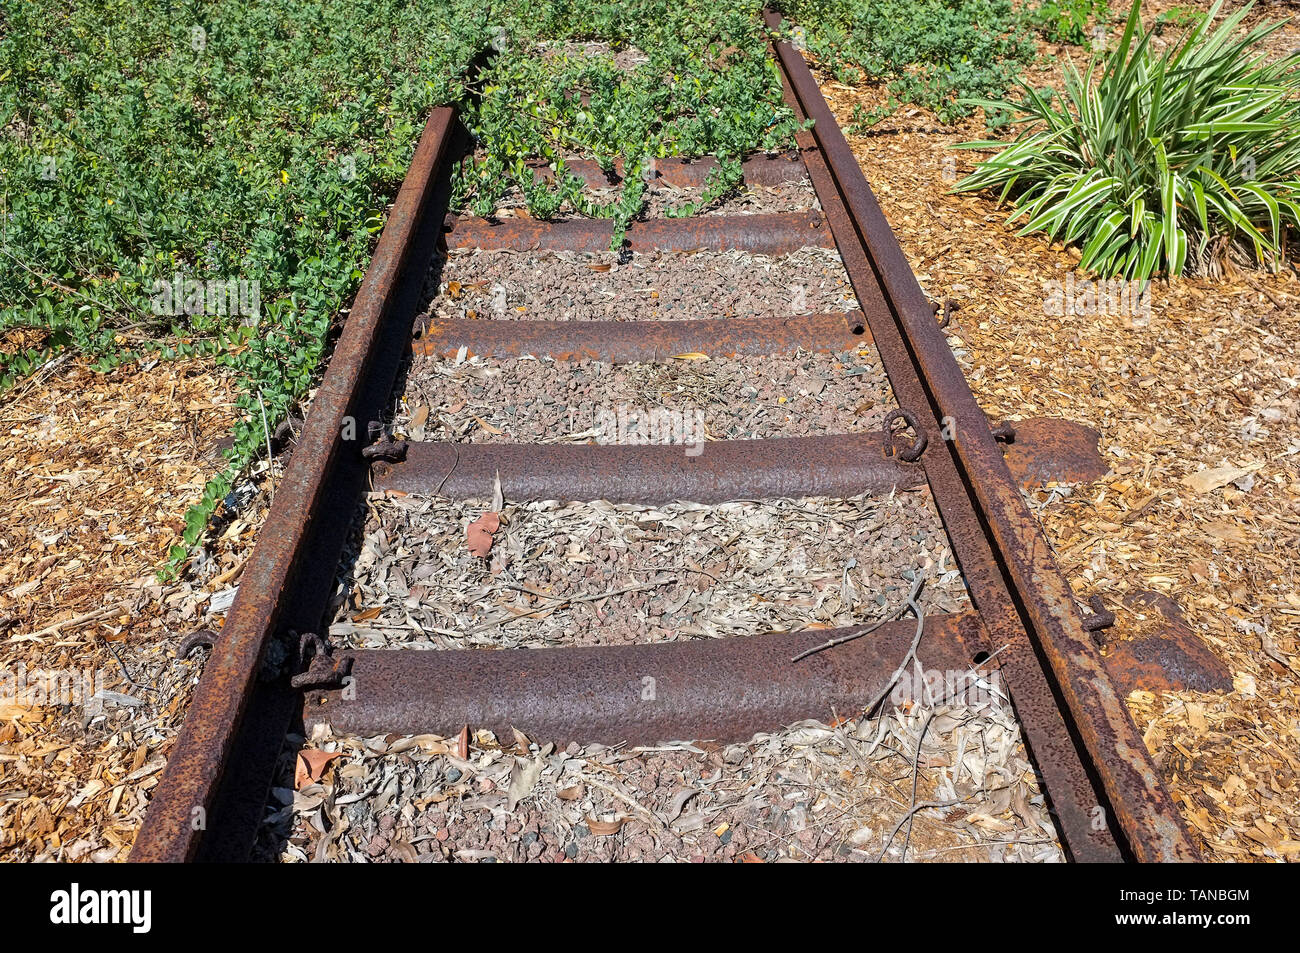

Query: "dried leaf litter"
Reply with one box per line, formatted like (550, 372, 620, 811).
(328, 490, 967, 650)
(271, 702, 1060, 863)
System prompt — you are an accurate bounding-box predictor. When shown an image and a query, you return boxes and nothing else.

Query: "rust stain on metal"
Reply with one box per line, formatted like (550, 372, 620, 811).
(304, 612, 991, 743)
(444, 212, 833, 255)
(130, 109, 460, 862)
(1001, 417, 1109, 489)
(412, 312, 868, 363)
(768, 8, 1197, 862)
(1102, 592, 1233, 696)
(373, 434, 925, 503)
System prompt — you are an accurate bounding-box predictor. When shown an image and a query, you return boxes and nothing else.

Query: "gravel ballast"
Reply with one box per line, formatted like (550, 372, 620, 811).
(487, 177, 820, 220)
(395, 349, 894, 444)
(420, 248, 858, 323)
(327, 490, 966, 650)
(266, 702, 1062, 863)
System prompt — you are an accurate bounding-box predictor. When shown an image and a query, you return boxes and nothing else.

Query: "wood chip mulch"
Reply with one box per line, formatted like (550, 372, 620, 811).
(0, 357, 272, 860)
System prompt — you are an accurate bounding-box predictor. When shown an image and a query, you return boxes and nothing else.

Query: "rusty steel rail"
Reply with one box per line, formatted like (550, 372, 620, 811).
(766, 19, 1121, 863)
(131, 109, 460, 862)
(765, 8, 1197, 861)
(130, 18, 1200, 863)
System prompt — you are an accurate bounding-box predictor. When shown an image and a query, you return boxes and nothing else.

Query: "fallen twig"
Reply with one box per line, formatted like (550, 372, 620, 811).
(790, 575, 924, 663)
(472, 575, 677, 632)
(581, 774, 665, 829)
(432, 448, 461, 496)
(9, 603, 127, 643)
(98, 634, 160, 696)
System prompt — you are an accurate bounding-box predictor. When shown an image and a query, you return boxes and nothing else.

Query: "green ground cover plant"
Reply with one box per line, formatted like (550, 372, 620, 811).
(1024, 0, 1110, 46)
(779, 0, 1038, 124)
(1, 0, 492, 572)
(455, 0, 807, 243)
(1, 0, 1070, 575)
(953, 0, 1300, 281)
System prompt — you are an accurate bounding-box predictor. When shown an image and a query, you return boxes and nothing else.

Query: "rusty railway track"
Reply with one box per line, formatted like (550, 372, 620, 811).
(130, 12, 1199, 863)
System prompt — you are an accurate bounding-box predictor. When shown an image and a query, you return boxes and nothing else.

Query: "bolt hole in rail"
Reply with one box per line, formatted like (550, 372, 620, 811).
(128, 9, 1197, 864)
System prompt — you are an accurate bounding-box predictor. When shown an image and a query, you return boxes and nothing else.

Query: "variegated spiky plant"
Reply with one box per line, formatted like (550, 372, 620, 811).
(954, 0, 1300, 280)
